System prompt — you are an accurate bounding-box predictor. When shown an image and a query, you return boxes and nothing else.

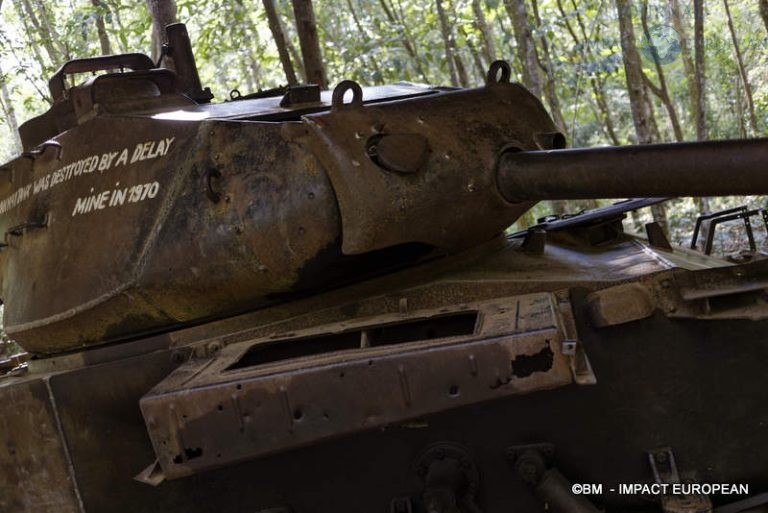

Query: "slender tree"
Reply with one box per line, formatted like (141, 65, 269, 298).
(146, 0, 178, 62)
(31, 0, 67, 59)
(472, 0, 495, 64)
(379, 0, 429, 83)
(445, 0, 469, 86)
(615, 0, 667, 231)
(436, 0, 463, 87)
(616, 0, 657, 144)
(504, 0, 542, 97)
(346, 0, 383, 80)
(263, 0, 298, 85)
(557, 0, 620, 145)
(723, 0, 758, 134)
(291, 0, 328, 89)
(670, 0, 697, 130)
(105, 0, 129, 53)
(640, 1, 682, 141)
(694, 0, 707, 141)
(0, 63, 22, 154)
(760, 0, 768, 36)
(460, 24, 487, 81)
(18, 0, 61, 66)
(91, 0, 114, 56)
(531, 0, 566, 132)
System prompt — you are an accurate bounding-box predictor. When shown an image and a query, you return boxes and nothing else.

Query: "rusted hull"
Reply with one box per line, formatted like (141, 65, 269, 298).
(3, 234, 768, 513)
(3, 306, 767, 513)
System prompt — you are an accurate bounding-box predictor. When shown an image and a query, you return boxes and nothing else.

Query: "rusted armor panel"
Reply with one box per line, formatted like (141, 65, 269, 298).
(0, 378, 80, 513)
(0, 117, 339, 354)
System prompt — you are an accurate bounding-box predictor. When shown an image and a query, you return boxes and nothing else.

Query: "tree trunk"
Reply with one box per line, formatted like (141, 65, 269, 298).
(346, 0, 383, 80)
(18, 0, 60, 66)
(32, 0, 68, 59)
(146, 0, 178, 63)
(472, 0, 495, 64)
(615, 0, 667, 232)
(379, 0, 429, 83)
(557, 0, 620, 144)
(694, 0, 707, 141)
(263, 0, 298, 85)
(291, 0, 328, 89)
(723, 0, 758, 134)
(669, 0, 697, 129)
(1, 10, 51, 102)
(736, 73, 747, 138)
(504, 0, 542, 97)
(436, 0, 460, 87)
(91, 0, 114, 56)
(11, 0, 46, 68)
(530, 0, 566, 132)
(105, 0, 129, 53)
(640, 0, 683, 141)
(446, 0, 469, 87)
(463, 28, 488, 82)
(675, 0, 708, 212)
(760, 0, 768, 35)
(0, 63, 23, 154)
(615, 0, 656, 144)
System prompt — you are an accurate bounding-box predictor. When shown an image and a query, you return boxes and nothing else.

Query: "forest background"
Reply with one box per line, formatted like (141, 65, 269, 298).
(0, 0, 767, 251)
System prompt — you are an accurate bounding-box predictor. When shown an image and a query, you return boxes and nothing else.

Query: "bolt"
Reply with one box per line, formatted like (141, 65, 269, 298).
(517, 459, 539, 483)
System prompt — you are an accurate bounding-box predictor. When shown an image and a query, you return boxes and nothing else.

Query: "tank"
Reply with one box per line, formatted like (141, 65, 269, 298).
(2, 23, 768, 513)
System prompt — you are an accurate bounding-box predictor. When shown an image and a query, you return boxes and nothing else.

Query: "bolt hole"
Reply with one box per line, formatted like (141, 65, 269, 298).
(236, 384, 242, 390)
(293, 408, 303, 421)
(449, 385, 460, 397)
(217, 404, 224, 412)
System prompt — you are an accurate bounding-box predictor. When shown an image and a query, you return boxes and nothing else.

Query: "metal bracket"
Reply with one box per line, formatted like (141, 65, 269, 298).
(648, 447, 712, 513)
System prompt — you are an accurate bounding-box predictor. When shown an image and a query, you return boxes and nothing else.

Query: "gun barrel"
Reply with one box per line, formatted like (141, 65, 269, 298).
(497, 138, 768, 202)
